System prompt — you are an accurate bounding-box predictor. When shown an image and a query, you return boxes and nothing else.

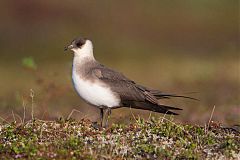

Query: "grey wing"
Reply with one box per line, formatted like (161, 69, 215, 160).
(91, 65, 183, 114)
(91, 65, 159, 105)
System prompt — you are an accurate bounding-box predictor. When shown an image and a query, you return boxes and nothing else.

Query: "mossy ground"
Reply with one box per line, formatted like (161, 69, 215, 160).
(0, 117, 239, 159)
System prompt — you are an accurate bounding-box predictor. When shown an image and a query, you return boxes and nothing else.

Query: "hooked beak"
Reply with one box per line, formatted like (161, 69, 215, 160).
(64, 44, 74, 51)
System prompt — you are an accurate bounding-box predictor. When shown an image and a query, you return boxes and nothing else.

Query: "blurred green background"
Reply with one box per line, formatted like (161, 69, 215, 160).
(0, 1, 239, 125)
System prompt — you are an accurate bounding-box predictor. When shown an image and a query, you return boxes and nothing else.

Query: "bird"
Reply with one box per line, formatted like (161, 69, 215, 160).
(65, 36, 196, 127)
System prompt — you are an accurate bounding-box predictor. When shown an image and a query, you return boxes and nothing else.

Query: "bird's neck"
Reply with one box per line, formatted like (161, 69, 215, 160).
(73, 51, 95, 61)
(73, 54, 95, 68)
(73, 44, 96, 66)
(72, 40, 98, 75)
(73, 51, 96, 72)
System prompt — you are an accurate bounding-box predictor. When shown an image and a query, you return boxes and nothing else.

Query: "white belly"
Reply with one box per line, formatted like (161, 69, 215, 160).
(72, 70, 120, 108)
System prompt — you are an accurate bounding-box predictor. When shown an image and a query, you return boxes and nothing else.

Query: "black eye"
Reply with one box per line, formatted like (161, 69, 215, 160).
(76, 41, 83, 47)
(73, 37, 86, 48)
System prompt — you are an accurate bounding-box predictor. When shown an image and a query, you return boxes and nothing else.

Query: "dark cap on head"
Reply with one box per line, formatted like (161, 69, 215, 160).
(72, 37, 87, 48)
(65, 36, 87, 51)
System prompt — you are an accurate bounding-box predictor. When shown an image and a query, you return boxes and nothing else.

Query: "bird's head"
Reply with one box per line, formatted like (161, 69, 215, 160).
(65, 37, 93, 57)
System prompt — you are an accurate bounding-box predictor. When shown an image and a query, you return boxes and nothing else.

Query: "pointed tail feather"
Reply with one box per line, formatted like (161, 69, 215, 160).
(135, 85, 198, 101)
(150, 91, 199, 101)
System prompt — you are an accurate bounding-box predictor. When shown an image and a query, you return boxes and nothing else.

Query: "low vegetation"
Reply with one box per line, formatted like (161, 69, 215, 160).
(0, 117, 239, 159)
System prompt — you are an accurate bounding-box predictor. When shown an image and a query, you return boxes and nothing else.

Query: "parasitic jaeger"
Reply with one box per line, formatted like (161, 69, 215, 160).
(65, 37, 196, 127)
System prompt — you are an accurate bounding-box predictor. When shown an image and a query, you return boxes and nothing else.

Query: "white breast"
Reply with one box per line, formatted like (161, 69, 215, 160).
(72, 69, 120, 108)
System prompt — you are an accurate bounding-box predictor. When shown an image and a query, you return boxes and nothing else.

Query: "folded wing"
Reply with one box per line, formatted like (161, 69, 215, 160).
(91, 63, 189, 115)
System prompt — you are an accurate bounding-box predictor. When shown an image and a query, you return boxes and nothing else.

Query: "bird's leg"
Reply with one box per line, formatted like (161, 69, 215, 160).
(100, 108, 104, 127)
(105, 108, 112, 128)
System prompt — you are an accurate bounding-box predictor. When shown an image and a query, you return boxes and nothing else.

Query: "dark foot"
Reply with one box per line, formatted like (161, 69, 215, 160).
(91, 121, 101, 129)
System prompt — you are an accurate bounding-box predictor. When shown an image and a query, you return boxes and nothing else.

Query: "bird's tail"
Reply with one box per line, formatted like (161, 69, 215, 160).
(130, 102, 182, 115)
(149, 90, 199, 101)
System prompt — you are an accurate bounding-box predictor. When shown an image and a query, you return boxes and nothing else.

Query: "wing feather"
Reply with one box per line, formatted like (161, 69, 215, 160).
(91, 65, 150, 103)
